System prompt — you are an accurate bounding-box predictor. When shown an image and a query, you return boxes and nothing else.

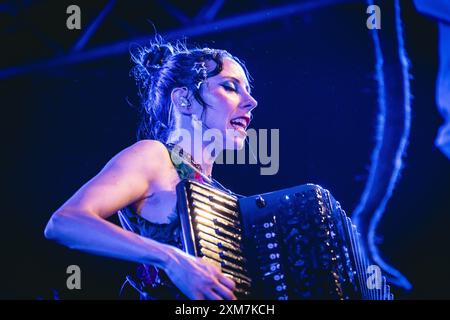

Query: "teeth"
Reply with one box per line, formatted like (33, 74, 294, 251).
(230, 118, 247, 127)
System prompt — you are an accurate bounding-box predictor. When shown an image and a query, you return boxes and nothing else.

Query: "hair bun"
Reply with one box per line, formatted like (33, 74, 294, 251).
(144, 44, 173, 70)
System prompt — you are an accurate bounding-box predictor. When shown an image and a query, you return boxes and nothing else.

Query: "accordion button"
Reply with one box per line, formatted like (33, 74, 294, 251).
(263, 222, 274, 228)
(256, 196, 266, 208)
(271, 263, 280, 271)
(269, 253, 280, 260)
(274, 274, 284, 281)
(276, 284, 287, 291)
(265, 232, 276, 239)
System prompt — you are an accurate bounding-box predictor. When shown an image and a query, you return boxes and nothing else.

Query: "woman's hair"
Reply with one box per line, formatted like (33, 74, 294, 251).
(130, 37, 252, 142)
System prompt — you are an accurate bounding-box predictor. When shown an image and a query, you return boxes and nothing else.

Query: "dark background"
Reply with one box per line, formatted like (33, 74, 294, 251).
(1, 0, 449, 299)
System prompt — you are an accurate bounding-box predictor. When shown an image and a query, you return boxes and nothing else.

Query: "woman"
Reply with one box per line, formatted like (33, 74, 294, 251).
(44, 39, 258, 300)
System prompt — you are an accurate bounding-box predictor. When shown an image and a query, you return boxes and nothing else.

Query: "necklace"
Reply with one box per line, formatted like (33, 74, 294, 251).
(165, 143, 212, 180)
(165, 143, 243, 198)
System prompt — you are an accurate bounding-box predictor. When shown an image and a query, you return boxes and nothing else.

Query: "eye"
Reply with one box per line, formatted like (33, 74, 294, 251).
(221, 82, 237, 92)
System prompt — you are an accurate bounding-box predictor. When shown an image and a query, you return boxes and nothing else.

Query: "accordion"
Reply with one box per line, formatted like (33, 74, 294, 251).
(176, 179, 393, 300)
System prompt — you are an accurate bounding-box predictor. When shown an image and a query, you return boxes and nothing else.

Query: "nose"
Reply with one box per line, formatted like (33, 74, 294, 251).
(240, 92, 258, 111)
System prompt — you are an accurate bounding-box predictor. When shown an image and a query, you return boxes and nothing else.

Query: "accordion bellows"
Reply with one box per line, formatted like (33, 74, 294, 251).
(176, 179, 393, 300)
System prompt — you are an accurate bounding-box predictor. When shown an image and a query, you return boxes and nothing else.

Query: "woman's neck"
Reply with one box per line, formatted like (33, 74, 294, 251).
(167, 116, 223, 177)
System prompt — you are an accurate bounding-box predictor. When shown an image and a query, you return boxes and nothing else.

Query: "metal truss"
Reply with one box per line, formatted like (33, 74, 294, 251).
(0, 0, 349, 79)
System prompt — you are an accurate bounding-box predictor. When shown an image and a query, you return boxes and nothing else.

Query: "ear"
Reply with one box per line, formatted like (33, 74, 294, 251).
(171, 87, 193, 115)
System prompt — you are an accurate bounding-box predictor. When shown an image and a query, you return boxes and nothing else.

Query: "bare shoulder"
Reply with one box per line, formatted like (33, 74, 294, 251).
(110, 139, 171, 175)
(125, 139, 168, 160)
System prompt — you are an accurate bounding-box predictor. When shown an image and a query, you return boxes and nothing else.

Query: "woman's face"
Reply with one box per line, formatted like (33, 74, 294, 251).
(194, 57, 258, 150)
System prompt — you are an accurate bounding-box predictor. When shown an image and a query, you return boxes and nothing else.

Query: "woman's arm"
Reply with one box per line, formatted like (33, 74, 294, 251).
(44, 140, 172, 267)
(44, 140, 236, 299)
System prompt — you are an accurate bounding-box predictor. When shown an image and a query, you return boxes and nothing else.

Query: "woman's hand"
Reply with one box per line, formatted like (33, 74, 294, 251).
(163, 245, 237, 300)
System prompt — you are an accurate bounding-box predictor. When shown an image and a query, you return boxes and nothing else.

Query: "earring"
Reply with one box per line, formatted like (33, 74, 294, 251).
(180, 97, 190, 109)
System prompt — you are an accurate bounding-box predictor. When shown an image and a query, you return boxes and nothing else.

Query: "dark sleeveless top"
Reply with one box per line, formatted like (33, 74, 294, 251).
(118, 143, 208, 300)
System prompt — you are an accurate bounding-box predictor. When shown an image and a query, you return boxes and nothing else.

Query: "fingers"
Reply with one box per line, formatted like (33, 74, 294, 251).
(218, 274, 236, 291)
(213, 281, 237, 300)
(202, 260, 237, 300)
(204, 290, 223, 300)
(190, 258, 237, 300)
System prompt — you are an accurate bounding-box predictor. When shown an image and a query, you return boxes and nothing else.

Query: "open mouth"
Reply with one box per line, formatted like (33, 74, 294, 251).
(230, 116, 250, 134)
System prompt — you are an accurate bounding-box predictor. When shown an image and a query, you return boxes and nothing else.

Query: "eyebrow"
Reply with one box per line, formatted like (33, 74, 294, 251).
(221, 76, 251, 93)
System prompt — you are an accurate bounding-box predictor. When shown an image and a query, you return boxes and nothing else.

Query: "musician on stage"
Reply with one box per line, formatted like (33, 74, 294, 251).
(44, 39, 258, 300)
